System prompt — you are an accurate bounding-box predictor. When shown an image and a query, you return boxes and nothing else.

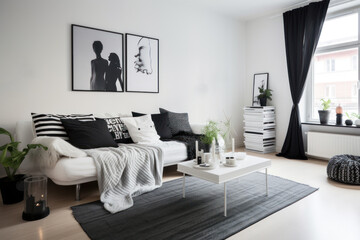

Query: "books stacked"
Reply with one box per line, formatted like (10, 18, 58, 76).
(243, 106, 276, 153)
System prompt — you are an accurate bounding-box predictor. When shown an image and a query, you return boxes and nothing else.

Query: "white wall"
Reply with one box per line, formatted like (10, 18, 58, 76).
(245, 16, 292, 152)
(0, 0, 246, 176)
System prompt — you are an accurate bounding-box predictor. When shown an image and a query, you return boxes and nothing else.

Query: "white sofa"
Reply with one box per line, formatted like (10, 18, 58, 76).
(15, 120, 203, 200)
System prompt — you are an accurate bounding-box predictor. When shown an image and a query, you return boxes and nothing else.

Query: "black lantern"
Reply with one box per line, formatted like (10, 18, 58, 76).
(22, 176, 50, 221)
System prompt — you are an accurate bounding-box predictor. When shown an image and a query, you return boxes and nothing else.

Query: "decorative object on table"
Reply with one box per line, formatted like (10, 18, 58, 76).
(232, 138, 235, 153)
(22, 176, 50, 221)
(220, 113, 238, 152)
(197, 155, 202, 165)
(318, 98, 331, 124)
(210, 141, 220, 168)
(257, 87, 273, 107)
(345, 112, 353, 126)
(193, 163, 217, 170)
(126, 33, 159, 93)
(72, 24, 124, 92)
(203, 153, 212, 164)
(224, 157, 237, 167)
(252, 73, 269, 106)
(225, 152, 247, 160)
(243, 106, 276, 153)
(0, 128, 47, 204)
(351, 113, 360, 127)
(200, 121, 220, 152)
(335, 104, 343, 125)
(194, 141, 204, 165)
(237, 152, 247, 160)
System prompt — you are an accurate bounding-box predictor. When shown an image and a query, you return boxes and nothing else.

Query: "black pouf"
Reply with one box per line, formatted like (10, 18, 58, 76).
(327, 155, 360, 185)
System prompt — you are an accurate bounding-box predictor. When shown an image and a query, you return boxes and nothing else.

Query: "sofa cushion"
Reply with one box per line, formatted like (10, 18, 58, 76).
(121, 115, 160, 143)
(61, 119, 118, 149)
(132, 112, 172, 139)
(100, 117, 133, 143)
(31, 113, 95, 140)
(159, 108, 192, 135)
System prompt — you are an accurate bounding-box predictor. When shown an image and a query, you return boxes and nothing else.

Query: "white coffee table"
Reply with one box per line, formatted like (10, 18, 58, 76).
(177, 155, 271, 217)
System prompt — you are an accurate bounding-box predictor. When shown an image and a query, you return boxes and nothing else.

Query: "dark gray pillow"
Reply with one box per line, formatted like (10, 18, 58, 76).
(159, 108, 192, 135)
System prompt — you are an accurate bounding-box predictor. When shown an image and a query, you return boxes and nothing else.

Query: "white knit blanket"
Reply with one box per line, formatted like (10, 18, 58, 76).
(85, 144, 163, 213)
(30, 137, 163, 213)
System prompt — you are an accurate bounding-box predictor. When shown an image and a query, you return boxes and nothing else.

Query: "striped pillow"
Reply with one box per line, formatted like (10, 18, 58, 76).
(31, 113, 96, 140)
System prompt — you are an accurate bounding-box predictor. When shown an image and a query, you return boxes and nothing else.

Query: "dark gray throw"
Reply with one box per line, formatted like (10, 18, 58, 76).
(164, 131, 209, 160)
(71, 172, 317, 240)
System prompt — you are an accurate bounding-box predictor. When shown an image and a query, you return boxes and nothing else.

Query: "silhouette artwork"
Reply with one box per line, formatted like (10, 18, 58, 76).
(126, 34, 159, 93)
(134, 38, 153, 75)
(72, 24, 124, 92)
(105, 53, 124, 91)
(90, 41, 108, 91)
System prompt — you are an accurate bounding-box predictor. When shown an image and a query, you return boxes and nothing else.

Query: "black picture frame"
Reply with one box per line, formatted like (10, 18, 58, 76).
(71, 24, 124, 92)
(252, 73, 269, 106)
(125, 33, 159, 93)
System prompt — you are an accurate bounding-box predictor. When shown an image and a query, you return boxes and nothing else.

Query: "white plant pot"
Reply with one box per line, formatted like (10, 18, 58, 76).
(355, 119, 360, 127)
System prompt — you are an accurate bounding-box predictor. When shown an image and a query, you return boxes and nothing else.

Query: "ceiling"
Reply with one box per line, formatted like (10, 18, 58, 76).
(182, 0, 360, 21)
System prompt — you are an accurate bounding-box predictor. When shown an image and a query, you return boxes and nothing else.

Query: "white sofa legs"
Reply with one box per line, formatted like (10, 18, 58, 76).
(76, 184, 81, 201)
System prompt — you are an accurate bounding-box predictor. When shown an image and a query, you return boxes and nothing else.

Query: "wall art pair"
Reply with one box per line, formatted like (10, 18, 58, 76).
(71, 24, 159, 93)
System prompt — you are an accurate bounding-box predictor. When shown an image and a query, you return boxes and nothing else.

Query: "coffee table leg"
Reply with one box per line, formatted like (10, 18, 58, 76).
(265, 168, 268, 196)
(182, 173, 185, 198)
(224, 182, 227, 217)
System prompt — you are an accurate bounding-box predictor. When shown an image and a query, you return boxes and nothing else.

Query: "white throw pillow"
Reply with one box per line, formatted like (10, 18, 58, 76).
(121, 115, 160, 143)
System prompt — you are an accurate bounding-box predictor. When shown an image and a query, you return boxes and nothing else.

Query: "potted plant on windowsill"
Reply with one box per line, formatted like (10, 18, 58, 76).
(257, 87, 273, 107)
(345, 112, 353, 126)
(351, 113, 360, 127)
(0, 128, 47, 204)
(318, 98, 331, 124)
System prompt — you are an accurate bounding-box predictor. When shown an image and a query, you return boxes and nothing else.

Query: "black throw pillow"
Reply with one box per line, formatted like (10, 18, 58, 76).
(159, 108, 193, 135)
(132, 112, 173, 139)
(60, 118, 118, 149)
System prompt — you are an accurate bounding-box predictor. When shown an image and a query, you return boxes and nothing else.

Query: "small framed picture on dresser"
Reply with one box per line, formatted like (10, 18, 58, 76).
(252, 73, 269, 106)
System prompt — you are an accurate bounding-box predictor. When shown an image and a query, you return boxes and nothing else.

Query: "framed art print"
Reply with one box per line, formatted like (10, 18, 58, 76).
(126, 33, 159, 93)
(72, 24, 124, 92)
(252, 73, 269, 106)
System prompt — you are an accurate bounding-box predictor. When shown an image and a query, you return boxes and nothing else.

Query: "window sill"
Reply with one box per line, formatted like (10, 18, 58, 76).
(302, 122, 359, 128)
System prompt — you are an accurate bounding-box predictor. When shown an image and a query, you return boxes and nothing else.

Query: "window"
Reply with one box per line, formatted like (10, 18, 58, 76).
(307, 10, 360, 122)
(325, 85, 336, 98)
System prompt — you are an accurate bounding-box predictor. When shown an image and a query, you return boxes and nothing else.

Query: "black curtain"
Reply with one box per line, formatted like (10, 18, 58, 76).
(277, 0, 330, 160)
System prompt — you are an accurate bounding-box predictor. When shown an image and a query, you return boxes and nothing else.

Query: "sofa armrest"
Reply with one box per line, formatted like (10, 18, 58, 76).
(190, 123, 206, 135)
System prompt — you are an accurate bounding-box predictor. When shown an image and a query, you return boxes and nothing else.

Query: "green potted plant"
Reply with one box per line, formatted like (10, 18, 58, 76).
(0, 128, 47, 204)
(345, 112, 353, 126)
(351, 113, 360, 127)
(257, 87, 273, 106)
(318, 98, 331, 124)
(200, 121, 221, 152)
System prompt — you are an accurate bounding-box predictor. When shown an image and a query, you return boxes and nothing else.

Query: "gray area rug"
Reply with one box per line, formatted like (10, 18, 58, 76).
(72, 172, 317, 240)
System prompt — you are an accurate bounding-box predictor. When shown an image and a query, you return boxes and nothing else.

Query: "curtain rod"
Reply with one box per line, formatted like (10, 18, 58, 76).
(268, 0, 355, 19)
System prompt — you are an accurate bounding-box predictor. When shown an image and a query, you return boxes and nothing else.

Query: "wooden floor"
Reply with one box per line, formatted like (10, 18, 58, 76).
(1, 149, 360, 240)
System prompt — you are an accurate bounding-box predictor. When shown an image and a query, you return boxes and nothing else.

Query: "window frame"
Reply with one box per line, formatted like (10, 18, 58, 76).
(305, 8, 360, 123)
